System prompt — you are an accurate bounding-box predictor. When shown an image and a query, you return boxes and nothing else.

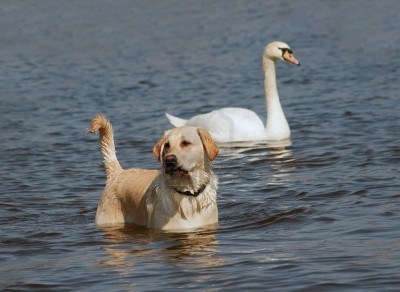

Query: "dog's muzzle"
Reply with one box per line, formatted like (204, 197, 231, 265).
(163, 154, 188, 175)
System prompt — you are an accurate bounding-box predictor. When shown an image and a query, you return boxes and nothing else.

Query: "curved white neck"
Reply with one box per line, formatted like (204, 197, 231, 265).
(263, 58, 290, 140)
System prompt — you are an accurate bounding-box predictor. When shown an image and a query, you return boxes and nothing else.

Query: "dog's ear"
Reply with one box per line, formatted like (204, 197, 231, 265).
(153, 132, 168, 161)
(197, 128, 219, 161)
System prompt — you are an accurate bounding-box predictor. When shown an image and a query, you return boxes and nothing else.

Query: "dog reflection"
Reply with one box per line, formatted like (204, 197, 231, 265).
(99, 225, 224, 269)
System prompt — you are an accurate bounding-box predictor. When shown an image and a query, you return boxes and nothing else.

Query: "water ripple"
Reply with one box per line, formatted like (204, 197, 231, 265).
(1, 0, 400, 290)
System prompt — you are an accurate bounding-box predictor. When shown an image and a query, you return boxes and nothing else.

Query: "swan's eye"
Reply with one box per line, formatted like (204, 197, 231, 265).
(279, 48, 293, 56)
(164, 142, 170, 149)
(181, 140, 191, 147)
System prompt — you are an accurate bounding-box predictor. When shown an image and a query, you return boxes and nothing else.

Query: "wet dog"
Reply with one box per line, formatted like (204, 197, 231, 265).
(89, 114, 219, 230)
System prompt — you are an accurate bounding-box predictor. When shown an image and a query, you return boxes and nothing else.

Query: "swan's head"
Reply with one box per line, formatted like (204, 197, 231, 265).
(263, 41, 300, 66)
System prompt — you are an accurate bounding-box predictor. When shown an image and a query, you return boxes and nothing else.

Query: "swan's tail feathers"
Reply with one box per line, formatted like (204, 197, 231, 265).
(165, 113, 188, 127)
(89, 114, 123, 180)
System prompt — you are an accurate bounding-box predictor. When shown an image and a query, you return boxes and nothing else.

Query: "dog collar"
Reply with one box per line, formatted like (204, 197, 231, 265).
(173, 183, 207, 197)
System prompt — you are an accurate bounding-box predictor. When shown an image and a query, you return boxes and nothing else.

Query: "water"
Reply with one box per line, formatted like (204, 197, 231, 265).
(1, 0, 399, 290)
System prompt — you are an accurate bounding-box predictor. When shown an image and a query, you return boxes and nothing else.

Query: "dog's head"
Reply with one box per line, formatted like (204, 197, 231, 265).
(153, 126, 219, 177)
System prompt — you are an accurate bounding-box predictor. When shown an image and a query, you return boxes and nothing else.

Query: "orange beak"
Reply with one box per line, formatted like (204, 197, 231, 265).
(283, 50, 300, 66)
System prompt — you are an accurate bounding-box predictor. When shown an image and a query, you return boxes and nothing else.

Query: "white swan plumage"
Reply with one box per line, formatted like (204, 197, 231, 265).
(166, 41, 300, 143)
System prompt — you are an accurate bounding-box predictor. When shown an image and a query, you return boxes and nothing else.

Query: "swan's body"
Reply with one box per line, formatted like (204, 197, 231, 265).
(166, 41, 300, 143)
(166, 108, 266, 143)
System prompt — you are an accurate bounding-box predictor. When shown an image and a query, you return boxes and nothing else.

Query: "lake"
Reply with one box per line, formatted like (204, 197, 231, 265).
(0, 0, 399, 290)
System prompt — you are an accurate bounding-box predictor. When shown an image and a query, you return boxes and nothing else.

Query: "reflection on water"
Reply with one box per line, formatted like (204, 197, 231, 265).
(268, 143, 296, 187)
(219, 139, 292, 156)
(219, 139, 295, 186)
(99, 225, 152, 268)
(99, 225, 224, 270)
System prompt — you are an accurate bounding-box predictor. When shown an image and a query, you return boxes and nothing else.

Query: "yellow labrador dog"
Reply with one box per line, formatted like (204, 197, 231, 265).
(89, 114, 219, 230)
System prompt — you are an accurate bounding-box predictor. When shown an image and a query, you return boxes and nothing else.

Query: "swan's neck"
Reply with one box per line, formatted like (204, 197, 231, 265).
(263, 58, 290, 140)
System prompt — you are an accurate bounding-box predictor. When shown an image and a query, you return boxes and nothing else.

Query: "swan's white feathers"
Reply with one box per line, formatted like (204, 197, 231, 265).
(165, 113, 188, 127)
(186, 108, 266, 143)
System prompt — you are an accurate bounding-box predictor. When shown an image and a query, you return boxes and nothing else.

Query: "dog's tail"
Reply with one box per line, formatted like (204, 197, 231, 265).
(89, 114, 123, 180)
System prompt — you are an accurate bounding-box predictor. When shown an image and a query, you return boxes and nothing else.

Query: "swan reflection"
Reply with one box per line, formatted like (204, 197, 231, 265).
(217, 139, 295, 186)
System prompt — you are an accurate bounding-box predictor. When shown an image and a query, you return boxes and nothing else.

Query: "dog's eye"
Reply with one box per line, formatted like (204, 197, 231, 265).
(181, 140, 191, 147)
(164, 142, 170, 149)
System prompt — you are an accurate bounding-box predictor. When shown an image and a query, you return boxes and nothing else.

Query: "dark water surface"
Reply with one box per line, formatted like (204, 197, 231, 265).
(1, 0, 399, 290)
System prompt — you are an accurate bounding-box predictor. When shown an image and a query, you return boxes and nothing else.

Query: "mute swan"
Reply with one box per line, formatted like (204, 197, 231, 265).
(166, 41, 300, 143)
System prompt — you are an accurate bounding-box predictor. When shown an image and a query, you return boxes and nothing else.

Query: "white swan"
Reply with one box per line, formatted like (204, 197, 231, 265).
(166, 41, 300, 143)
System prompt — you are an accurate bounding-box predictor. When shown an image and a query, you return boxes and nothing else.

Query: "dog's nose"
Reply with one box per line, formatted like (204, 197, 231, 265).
(163, 154, 177, 167)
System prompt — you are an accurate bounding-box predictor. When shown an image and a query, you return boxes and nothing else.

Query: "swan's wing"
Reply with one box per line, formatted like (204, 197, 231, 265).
(165, 113, 188, 127)
(186, 108, 266, 142)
